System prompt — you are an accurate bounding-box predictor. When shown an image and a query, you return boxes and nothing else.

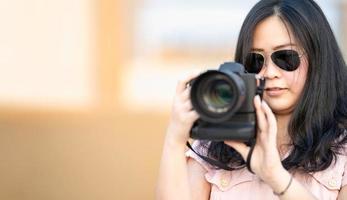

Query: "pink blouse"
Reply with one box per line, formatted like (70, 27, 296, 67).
(186, 142, 347, 200)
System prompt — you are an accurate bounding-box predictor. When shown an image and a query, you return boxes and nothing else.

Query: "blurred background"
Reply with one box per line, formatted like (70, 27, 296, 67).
(0, 0, 346, 199)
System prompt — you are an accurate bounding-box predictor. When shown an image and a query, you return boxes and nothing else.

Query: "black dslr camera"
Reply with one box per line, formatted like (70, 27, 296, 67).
(190, 62, 264, 141)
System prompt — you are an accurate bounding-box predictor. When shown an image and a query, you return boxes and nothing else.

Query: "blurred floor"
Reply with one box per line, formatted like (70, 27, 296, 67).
(0, 110, 169, 200)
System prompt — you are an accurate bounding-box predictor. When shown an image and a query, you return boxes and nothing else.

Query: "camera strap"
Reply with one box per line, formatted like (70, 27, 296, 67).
(256, 76, 266, 97)
(186, 140, 255, 173)
(186, 141, 235, 171)
(246, 139, 256, 174)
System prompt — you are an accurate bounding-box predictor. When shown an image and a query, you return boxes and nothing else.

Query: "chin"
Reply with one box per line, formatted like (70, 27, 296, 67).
(265, 100, 294, 115)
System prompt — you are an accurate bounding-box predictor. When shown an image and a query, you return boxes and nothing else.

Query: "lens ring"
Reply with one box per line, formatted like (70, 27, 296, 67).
(202, 79, 235, 113)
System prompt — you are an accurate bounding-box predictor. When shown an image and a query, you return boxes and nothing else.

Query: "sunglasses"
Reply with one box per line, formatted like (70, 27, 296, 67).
(244, 49, 303, 73)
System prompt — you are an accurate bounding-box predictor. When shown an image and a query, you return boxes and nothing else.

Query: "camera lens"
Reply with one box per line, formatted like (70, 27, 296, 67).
(190, 70, 246, 123)
(203, 80, 234, 113)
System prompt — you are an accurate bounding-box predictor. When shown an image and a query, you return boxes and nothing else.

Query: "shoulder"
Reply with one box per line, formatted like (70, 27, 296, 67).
(187, 158, 211, 200)
(186, 141, 212, 200)
(293, 153, 347, 199)
(309, 145, 347, 191)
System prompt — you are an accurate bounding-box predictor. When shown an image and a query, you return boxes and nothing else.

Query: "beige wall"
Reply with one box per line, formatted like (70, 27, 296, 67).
(0, 0, 167, 199)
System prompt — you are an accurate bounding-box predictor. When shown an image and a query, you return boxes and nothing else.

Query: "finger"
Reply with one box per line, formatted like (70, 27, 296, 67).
(261, 100, 277, 141)
(187, 110, 199, 122)
(254, 95, 268, 132)
(182, 100, 193, 111)
(176, 70, 201, 94)
(180, 86, 191, 101)
(224, 140, 250, 160)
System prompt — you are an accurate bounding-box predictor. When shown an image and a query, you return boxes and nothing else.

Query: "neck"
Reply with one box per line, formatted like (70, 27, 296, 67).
(275, 113, 292, 156)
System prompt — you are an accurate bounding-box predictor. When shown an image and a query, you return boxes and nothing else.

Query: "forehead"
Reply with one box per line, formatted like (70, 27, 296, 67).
(252, 16, 297, 50)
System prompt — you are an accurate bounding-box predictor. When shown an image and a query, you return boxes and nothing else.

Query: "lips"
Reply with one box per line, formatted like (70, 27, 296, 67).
(265, 87, 286, 91)
(264, 87, 288, 96)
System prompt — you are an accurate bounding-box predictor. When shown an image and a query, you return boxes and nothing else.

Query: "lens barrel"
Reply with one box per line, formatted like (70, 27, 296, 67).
(190, 70, 246, 123)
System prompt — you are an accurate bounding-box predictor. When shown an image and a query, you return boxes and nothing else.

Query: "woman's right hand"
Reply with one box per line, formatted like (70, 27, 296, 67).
(157, 71, 205, 200)
(166, 71, 201, 145)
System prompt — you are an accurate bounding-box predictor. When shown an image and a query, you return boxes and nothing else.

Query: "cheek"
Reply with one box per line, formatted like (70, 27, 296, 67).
(286, 65, 308, 94)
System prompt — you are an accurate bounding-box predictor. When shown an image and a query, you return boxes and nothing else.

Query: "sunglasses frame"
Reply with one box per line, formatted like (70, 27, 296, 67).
(245, 49, 305, 73)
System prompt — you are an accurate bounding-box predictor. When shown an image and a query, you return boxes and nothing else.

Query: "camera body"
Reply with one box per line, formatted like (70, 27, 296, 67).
(190, 62, 263, 141)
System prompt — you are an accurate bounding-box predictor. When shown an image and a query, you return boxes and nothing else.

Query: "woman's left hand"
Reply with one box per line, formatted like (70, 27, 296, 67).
(224, 95, 284, 182)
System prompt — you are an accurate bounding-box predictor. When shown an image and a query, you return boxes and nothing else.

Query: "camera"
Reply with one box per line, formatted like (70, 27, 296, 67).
(190, 62, 264, 141)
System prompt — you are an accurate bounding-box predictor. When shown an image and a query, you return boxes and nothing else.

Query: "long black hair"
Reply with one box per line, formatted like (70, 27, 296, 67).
(199, 0, 347, 173)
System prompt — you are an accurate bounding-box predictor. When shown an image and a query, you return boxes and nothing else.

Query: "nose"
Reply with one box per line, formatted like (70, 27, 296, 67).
(258, 55, 281, 79)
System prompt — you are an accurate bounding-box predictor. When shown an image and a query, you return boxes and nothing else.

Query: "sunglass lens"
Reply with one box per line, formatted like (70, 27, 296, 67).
(245, 53, 264, 73)
(272, 50, 300, 71)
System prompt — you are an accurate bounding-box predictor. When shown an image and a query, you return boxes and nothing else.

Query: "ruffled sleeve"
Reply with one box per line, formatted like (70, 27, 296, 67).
(185, 140, 214, 171)
(185, 140, 255, 192)
(340, 146, 347, 187)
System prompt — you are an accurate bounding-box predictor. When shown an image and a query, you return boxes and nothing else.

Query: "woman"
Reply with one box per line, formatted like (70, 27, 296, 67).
(157, 0, 347, 199)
